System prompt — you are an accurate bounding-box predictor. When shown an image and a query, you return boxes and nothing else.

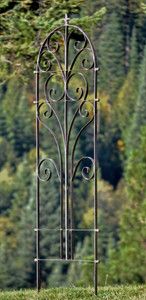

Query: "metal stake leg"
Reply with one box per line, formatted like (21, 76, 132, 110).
(94, 70, 98, 295)
(36, 69, 41, 291)
(64, 15, 69, 260)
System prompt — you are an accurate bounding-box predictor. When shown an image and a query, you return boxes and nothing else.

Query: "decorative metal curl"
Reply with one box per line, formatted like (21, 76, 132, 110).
(38, 158, 61, 182)
(38, 29, 64, 77)
(71, 101, 94, 169)
(72, 156, 94, 181)
(45, 74, 65, 102)
(47, 30, 64, 54)
(44, 78, 65, 144)
(67, 100, 94, 145)
(38, 49, 52, 73)
(37, 101, 63, 178)
(74, 39, 86, 51)
(81, 48, 94, 70)
(67, 30, 87, 74)
(79, 100, 94, 118)
(38, 101, 53, 120)
(67, 72, 88, 102)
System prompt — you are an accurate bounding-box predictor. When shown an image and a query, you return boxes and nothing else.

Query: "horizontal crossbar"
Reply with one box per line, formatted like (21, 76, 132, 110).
(34, 228, 99, 232)
(34, 258, 99, 264)
(34, 69, 99, 74)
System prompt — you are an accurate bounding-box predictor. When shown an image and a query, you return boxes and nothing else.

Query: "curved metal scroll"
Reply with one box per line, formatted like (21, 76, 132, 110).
(34, 14, 99, 295)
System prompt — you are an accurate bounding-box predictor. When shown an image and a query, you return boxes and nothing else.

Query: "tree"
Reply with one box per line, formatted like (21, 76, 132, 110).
(2, 78, 35, 158)
(98, 12, 125, 101)
(115, 27, 139, 152)
(129, 46, 146, 149)
(0, 216, 19, 288)
(130, 27, 139, 72)
(0, 0, 106, 82)
(68, 179, 126, 286)
(117, 126, 146, 283)
(108, 44, 146, 281)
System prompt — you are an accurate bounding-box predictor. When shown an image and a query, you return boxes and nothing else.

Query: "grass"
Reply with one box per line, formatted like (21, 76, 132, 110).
(0, 285, 146, 300)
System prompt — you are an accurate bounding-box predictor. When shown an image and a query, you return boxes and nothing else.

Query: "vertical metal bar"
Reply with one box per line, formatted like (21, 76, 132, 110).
(70, 164, 74, 259)
(60, 174, 64, 258)
(35, 69, 41, 291)
(94, 68, 98, 296)
(64, 14, 69, 260)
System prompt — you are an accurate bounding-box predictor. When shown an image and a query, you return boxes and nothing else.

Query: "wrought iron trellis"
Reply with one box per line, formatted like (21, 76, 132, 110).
(34, 14, 99, 295)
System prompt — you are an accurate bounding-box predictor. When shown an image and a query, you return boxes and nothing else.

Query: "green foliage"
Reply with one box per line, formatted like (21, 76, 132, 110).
(98, 12, 125, 100)
(0, 153, 36, 288)
(0, 286, 145, 300)
(71, 8, 106, 31)
(68, 236, 94, 286)
(129, 46, 146, 148)
(0, 0, 105, 83)
(114, 27, 139, 157)
(109, 126, 146, 284)
(1, 0, 146, 291)
(130, 27, 139, 72)
(1, 78, 35, 158)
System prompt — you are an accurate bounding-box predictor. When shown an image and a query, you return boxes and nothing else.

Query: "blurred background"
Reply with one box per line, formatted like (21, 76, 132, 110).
(0, 0, 146, 290)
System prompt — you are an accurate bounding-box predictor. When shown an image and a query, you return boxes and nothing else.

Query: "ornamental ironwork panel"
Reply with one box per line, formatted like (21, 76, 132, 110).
(34, 14, 99, 295)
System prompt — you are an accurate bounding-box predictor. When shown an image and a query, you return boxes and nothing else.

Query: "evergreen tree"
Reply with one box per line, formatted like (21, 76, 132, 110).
(0, 167, 15, 214)
(0, 149, 35, 289)
(130, 27, 139, 72)
(2, 78, 35, 158)
(2, 153, 36, 288)
(99, 12, 125, 101)
(115, 27, 139, 151)
(110, 46, 146, 284)
(129, 46, 146, 149)
(0, 216, 20, 289)
(117, 126, 146, 283)
(0, 0, 105, 82)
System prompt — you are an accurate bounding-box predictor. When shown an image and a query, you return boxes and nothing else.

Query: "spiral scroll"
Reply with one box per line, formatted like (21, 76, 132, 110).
(71, 156, 94, 181)
(67, 72, 88, 102)
(38, 158, 61, 182)
(70, 101, 94, 171)
(38, 101, 63, 178)
(45, 74, 64, 102)
(38, 29, 65, 77)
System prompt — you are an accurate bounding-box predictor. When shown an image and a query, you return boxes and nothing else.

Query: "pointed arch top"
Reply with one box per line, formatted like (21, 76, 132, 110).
(36, 14, 98, 75)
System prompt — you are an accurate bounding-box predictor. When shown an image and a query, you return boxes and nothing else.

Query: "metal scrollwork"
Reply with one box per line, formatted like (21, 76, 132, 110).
(67, 72, 88, 101)
(38, 101, 53, 120)
(38, 49, 52, 72)
(37, 101, 63, 178)
(38, 158, 61, 182)
(81, 48, 94, 70)
(68, 32, 87, 73)
(47, 30, 64, 53)
(79, 100, 94, 117)
(72, 156, 94, 181)
(45, 74, 64, 102)
(71, 101, 94, 171)
(35, 14, 99, 295)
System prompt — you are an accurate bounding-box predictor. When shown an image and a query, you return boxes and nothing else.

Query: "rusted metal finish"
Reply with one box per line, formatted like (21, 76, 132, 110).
(34, 14, 99, 295)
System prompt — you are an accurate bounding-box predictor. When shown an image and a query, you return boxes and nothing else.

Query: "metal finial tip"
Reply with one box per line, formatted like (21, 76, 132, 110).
(64, 13, 70, 25)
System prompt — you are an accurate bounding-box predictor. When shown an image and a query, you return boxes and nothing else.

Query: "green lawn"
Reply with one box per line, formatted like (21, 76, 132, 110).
(0, 286, 145, 300)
